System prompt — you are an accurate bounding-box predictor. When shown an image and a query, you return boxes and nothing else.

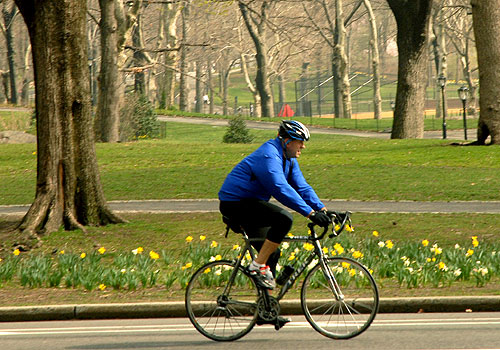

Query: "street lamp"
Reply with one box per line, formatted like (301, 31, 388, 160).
(437, 73, 447, 139)
(458, 85, 469, 140)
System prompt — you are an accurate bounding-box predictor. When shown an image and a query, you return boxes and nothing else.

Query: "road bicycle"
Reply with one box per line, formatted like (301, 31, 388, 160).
(185, 211, 379, 341)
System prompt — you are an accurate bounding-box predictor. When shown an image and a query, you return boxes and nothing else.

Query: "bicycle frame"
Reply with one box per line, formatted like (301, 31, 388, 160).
(276, 228, 344, 302)
(227, 223, 346, 304)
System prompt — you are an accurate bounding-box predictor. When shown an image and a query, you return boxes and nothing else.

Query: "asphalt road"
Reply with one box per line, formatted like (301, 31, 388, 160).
(1, 313, 499, 350)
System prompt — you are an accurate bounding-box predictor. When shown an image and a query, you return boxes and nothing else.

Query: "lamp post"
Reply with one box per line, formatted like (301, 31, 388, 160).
(437, 73, 447, 139)
(458, 86, 469, 140)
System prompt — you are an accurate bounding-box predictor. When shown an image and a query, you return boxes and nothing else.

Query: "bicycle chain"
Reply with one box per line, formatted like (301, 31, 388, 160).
(257, 296, 280, 321)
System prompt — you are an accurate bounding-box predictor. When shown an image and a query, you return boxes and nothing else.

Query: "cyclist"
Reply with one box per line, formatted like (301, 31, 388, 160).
(218, 120, 330, 292)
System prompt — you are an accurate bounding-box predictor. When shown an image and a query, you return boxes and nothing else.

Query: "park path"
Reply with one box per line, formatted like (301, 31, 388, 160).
(3, 198, 500, 215)
(157, 115, 476, 141)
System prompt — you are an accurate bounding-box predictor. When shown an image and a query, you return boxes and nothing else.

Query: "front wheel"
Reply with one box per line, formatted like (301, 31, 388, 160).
(301, 256, 379, 339)
(185, 260, 259, 341)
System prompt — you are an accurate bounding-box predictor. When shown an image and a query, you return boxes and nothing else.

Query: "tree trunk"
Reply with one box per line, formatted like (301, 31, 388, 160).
(431, 5, 448, 123)
(239, 1, 274, 117)
(14, 0, 124, 244)
(195, 61, 202, 113)
(387, 0, 433, 139)
(96, 0, 140, 142)
(179, 4, 189, 111)
(363, 0, 382, 120)
(471, 0, 500, 144)
(241, 52, 261, 118)
(2, 2, 18, 105)
(20, 43, 31, 106)
(96, 0, 122, 142)
(156, 2, 180, 109)
(334, 0, 352, 119)
(133, 11, 147, 95)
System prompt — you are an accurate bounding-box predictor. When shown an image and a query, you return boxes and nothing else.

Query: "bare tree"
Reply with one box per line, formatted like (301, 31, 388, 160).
(238, 0, 274, 117)
(387, 0, 434, 139)
(96, 0, 140, 143)
(0, 0, 18, 104)
(430, 1, 448, 122)
(471, 0, 500, 144)
(302, 0, 353, 119)
(363, 0, 382, 120)
(14, 0, 123, 244)
(444, 0, 477, 116)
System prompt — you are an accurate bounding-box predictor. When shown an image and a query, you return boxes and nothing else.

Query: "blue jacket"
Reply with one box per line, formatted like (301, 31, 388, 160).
(218, 138, 325, 217)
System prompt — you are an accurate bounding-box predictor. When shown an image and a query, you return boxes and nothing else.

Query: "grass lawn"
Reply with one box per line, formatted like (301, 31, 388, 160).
(1, 120, 500, 304)
(1, 121, 499, 205)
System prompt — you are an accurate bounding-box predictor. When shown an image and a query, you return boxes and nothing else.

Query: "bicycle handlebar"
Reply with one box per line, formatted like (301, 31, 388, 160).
(308, 211, 352, 240)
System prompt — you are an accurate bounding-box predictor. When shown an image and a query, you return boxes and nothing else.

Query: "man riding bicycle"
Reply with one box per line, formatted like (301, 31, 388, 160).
(218, 120, 330, 292)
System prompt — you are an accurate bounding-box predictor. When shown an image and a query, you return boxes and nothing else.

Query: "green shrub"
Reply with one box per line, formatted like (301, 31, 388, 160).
(120, 94, 160, 141)
(222, 117, 254, 144)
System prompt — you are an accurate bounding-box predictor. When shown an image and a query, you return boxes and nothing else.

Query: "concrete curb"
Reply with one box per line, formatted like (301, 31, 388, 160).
(1, 297, 499, 322)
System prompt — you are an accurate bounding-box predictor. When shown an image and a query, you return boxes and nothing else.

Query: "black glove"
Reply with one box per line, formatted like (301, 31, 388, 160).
(326, 210, 346, 224)
(309, 211, 330, 227)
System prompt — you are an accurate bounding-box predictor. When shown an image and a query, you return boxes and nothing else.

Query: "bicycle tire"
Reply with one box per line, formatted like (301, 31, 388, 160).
(301, 256, 379, 339)
(185, 260, 259, 341)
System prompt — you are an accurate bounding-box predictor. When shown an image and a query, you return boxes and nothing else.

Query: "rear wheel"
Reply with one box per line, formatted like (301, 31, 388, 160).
(185, 260, 259, 341)
(301, 256, 379, 339)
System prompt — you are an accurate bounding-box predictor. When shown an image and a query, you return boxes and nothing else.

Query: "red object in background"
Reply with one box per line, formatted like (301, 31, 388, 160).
(278, 104, 295, 117)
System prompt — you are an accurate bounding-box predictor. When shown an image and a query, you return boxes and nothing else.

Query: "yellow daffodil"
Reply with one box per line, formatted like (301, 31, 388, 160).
(438, 261, 447, 270)
(200, 235, 206, 241)
(342, 262, 351, 269)
(132, 247, 144, 255)
(288, 253, 295, 261)
(59, 250, 65, 255)
(185, 236, 193, 243)
(182, 262, 193, 270)
(322, 247, 329, 254)
(372, 231, 379, 237)
(99, 284, 106, 291)
(13, 249, 20, 256)
(352, 250, 364, 259)
(345, 224, 354, 232)
(232, 244, 240, 250)
(149, 250, 160, 260)
(98, 247, 106, 254)
(203, 268, 211, 274)
(385, 240, 394, 249)
(422, 239, 429, 247)
(80, 252, 86, 259)
(472, 236, 479, 247)
(334, 243, 344, 254)
(466, 249, 474, 257)
(349, 268, 356, 277)
(303, 243, 314, 251)
(210, 240, 218, 248)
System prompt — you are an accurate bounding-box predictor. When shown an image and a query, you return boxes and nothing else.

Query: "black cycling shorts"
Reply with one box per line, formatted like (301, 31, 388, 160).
(219, 199, 293, 244)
